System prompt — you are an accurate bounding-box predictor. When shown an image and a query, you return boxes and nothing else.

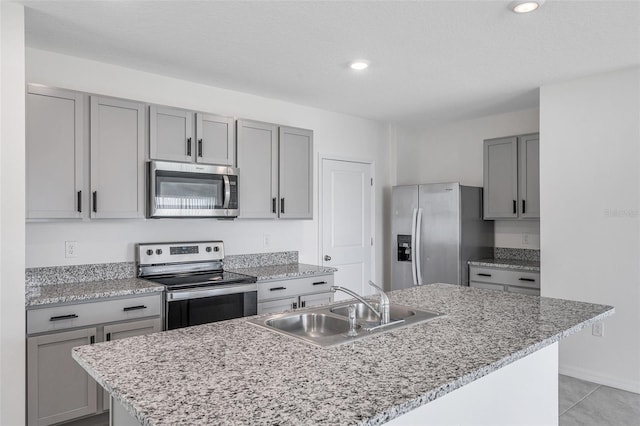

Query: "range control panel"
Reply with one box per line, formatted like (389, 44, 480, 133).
(137, 241, 224, 266)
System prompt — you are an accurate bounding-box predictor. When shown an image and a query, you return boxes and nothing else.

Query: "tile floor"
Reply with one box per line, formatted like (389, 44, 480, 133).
(560, 374, 640, 426)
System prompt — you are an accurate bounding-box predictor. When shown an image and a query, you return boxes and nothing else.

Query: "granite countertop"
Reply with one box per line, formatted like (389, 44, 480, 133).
(26, 278, 164, 308)
(72, 283, 613, 426)
(228, 262, 337, 281)
(468, 258, 541, 272)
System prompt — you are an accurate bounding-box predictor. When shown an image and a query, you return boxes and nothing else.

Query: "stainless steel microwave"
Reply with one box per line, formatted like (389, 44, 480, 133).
(148, 161, 239, 218)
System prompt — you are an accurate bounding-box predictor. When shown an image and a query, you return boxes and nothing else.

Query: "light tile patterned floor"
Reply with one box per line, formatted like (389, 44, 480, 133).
(560, 374, 640, 426)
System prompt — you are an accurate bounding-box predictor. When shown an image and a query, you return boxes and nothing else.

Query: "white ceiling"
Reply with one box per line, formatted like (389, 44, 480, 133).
(22, 0, 640, 127)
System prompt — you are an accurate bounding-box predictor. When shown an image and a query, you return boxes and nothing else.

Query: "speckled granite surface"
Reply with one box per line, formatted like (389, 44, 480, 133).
(26, 262, 135, 286)
(26, 278, 164, 307)
(494, 247, 540, 262)
(72, 283, 613, 426)
(468, 258, 541, 272)
(224, 251, 298, 269)
(228, 262, 337, 281)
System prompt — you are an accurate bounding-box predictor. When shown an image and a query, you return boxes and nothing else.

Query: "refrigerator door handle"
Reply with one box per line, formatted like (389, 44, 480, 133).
(415, 207, 424, 285)
(410, 208, 418, 286)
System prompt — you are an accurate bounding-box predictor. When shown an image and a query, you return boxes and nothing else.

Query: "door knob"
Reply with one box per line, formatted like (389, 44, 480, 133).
(324, 255, 332, 261)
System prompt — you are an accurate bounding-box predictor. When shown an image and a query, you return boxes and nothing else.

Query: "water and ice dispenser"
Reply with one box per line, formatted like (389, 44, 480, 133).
(397, 235, 412, 262)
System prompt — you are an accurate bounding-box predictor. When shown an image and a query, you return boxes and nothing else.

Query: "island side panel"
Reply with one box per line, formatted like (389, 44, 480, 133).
(386, 342, 559, 426)
(110, 398, 141, 426)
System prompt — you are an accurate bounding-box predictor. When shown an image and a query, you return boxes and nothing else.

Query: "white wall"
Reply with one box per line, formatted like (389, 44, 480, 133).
(395, 108, 541, 249)
(0, 3, 26, 424)
(25, 48, 393, 288)
(540, 67, 640, 393)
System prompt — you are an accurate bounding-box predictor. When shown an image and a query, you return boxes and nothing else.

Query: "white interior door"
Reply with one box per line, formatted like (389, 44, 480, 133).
(321, 158, 372, 301)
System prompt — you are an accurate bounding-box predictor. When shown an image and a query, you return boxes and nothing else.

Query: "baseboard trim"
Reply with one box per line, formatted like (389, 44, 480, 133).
(559, 365, 640, 394)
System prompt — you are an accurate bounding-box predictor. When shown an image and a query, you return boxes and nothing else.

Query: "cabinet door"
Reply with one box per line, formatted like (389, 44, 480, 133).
(236, 120, 279, 218)
(506, 285, 540, 296)
(195, 113, 235, 165)
(469, 281, 505, 292)
(258, 297, 299, 314)
(299, 292, 333, 309)
(483, 137, 518, 219)
(26, 85, 85, 219)
(27, 328, 98, 426)
(518, 133, 540, 219)
(101, 319, 162, 411)
(149, 105, 194, 162)
(279, 126, 313, 219)
(90, 97, 145, 218)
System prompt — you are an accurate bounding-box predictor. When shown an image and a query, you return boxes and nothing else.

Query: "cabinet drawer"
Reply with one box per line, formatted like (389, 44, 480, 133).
(257, 297, 299, 315)
(469, 266, 540, 289)
(506, 285, 540, 296)
(27, 293, 162, 335)
(257, 274, 334, 301)
(470, 281, 505, 292)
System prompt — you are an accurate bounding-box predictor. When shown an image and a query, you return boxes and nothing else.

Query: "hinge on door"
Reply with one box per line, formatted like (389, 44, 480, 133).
(371, 237, 374, 246)
(371, 177, 373, 186)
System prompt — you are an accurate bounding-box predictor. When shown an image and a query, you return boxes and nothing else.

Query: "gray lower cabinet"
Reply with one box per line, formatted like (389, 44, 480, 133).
(483, 133, 539, 220)
(257, 274, 334, 314)
(26, 85, 85, 219)
(236, 120, 313, 219)
(469, 265, 540, 296)
(149, 105, 234, 166)
(27, 328, 98, 426)
(26, 294, 162, 426)
(90, 96, 145, 219)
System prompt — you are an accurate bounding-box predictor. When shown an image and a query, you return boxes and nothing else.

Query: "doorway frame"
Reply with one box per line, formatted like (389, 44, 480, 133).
(318, 154, 376, 295)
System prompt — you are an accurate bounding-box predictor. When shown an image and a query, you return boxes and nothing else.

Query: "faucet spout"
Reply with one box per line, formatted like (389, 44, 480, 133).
(329, 286, 381, 319)
(330, 281, 391, 326)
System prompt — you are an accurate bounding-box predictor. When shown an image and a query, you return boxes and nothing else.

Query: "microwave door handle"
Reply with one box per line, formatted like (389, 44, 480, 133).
(223, 175, 231, 209)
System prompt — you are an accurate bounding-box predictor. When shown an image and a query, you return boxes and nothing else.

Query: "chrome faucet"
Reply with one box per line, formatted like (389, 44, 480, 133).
(330, 281, 391, 325)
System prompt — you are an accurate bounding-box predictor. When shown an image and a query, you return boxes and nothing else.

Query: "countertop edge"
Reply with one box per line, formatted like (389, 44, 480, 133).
(360, 307, 614, 425)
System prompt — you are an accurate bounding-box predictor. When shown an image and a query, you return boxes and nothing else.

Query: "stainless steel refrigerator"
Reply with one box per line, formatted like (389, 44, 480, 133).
(391, 182, 494, 289)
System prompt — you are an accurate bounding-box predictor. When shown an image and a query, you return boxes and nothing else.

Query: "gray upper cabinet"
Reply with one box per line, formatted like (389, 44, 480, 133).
(90, 96, 146, 219)
(483, 133, 539, 220)
(196, 113, 235, 165)
(26, 85, 85, 219)
(236, 120, 279, 219)
(149, 105, 194, 163)
(518, 134, 540, 219)
(236, 120, 313, 220)
(150, 106, 234, 166)
(279, 126, 313, 219)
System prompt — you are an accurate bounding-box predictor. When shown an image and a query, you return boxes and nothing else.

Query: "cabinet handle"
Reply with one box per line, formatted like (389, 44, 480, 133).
(301, 300, 306, 308)
(522, 200, 526, 214)
(198, 138, 203, 157)
(187, 137, 192, 156)
(280, 198, 285, 214)
(123, 305, 147, 312)
(512, 200, 517, 214)
(312, 281, 327, 286)
(90, 336, 95, 344)
(93, 191, 97, 213)
(77, 191, 82, 213)
(272, 198, 276, 214)
(477, 273, 492, 277)
(106, 332, 111, 342)
(49, 314, 78, 321)
(519, 278, 536, 282)
(270, 286, 286, 291)
(292, 302, 298, 309)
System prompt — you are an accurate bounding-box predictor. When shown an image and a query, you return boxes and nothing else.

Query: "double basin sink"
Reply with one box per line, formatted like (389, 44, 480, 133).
(248, 301, 443, 347)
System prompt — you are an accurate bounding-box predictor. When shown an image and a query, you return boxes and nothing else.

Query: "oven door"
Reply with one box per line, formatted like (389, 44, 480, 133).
(166, 283, 257, 330)
(149, 160, 239, 218)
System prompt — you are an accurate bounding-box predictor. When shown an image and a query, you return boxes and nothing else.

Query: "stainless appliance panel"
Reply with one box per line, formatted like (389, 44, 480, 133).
(391, 185, 419, 290)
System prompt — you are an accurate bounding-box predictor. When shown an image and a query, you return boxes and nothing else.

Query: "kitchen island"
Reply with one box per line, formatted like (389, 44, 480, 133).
(72, 283, 613, 425)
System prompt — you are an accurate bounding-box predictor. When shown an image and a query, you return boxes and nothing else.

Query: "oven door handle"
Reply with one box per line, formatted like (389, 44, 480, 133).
(166, 283, 257, 301)
(222, 175, 231, 209)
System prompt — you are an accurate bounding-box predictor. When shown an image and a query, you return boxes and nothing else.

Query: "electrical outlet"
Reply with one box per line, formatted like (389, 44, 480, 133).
(592, 322, 604, 337)
(65, 241, 78, 258)
(522, 233, 530, 245)
(263, 234, 271, 247)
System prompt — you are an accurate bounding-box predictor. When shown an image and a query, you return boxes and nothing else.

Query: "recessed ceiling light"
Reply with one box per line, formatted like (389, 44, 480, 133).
(349, 60, 370, 71)
(510, 1, 544, 13)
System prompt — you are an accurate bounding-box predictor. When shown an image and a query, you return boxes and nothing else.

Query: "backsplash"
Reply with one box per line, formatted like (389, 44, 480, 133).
(494, 248, 540, 262)
(26, 262, 136, 287)
(224, 251, 298, 269)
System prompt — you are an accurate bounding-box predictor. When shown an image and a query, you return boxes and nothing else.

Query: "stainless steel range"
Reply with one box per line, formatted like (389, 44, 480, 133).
(137, 241, 257, 330)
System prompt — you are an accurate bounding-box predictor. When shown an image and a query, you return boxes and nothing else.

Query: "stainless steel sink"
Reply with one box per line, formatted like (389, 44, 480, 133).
(249, 302, 444, 347)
